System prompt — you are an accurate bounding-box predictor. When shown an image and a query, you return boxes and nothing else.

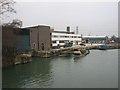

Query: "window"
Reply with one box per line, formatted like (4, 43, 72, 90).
(60, 36, 65, 38)
(52, 35, 58, 38)
(74, 36, 77, 38)
(33, 43, 36, 49)
(52, 41, 56, 43)
(65, 36, 69, 38)
(59, 41, 64, 43)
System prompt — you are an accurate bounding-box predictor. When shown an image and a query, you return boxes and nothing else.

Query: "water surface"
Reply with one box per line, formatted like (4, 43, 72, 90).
(3, 49, 118, 88)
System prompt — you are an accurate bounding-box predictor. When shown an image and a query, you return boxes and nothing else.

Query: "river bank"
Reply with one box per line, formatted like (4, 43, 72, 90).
(2, 43, 120, 68)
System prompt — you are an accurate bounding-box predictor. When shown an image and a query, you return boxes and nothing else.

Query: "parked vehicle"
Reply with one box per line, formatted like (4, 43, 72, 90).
(79, 43, 86, 46)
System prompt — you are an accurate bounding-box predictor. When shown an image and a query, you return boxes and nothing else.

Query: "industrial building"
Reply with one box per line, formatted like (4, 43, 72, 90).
(82, 36, 108, 44)
(52, 29, 82, 48)
(2, 25, 51, 67)
(3, 25, 108, 53)
(20, 25, 51, 51)
(2, 24, 110, 67)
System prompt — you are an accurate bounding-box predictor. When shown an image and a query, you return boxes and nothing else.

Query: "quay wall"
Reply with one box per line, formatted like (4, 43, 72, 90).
(2, 43, 120, 67)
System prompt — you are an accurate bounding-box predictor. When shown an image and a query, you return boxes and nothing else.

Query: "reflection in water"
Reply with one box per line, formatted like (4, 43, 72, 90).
(73, 54, 87, 63)
(3, 57, 53, 88)
(73, 57, 83, 63)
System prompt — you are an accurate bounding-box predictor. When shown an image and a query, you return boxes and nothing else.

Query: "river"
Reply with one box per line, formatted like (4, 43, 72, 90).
(2, 49, 118, 88)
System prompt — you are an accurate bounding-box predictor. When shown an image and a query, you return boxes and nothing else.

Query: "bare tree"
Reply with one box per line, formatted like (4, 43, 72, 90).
(0, 0, 16, 15)
(3, 19, 23, 28)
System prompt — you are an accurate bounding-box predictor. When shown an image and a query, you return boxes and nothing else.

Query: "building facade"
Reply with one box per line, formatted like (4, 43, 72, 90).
(29, 25, 51, 51)
(51, 27, 82, 48)
(16, 25, 51, 51)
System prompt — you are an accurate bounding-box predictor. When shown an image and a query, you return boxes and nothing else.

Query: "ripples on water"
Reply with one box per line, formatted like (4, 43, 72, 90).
(2, 49, 118, 88)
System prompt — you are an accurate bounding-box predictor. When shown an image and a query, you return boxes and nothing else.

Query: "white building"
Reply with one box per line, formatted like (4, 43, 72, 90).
(51, 31, 82, 47)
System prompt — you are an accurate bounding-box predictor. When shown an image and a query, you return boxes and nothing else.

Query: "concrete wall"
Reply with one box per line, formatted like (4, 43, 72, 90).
(30, 25, 51, 51)
(2, 26, 16, 67)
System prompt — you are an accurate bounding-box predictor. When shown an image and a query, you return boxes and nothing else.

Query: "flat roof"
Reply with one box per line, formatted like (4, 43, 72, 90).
(52, 31, 74, 34)
(82, 36, 107, 38)
(21, 25, 50, 29)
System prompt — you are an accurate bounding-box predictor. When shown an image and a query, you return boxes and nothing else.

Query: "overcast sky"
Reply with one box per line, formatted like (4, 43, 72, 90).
(5, 1, 118, 36)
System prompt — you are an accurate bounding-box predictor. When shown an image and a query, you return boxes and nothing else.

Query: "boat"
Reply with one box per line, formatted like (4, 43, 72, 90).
(73, 48, 90, 56)
(73, 49, 82, 56)
(99, 44, 108, 50)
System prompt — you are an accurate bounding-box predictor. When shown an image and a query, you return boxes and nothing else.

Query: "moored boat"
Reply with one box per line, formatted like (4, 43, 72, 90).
(99, 44, 108, 50)
(73, 49, 82, 55)
(73, 48, 90, 57)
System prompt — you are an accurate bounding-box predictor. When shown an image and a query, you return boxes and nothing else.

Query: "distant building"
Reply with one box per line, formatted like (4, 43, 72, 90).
(82, 36, 108, 43)
(51, 27, 82, 48)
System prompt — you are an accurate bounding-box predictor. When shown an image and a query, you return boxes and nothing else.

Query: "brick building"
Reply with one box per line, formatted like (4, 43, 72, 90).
(2, 25, 51, 67)
(28, 25, 51, 51)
